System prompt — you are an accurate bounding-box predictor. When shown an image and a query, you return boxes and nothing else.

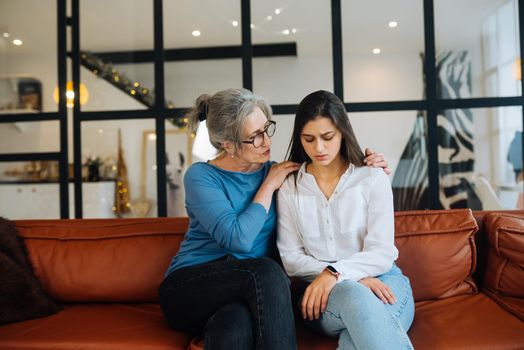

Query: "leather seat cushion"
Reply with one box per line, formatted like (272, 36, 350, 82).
(409, 293, 524, 350)
(0, 304, 191, 350)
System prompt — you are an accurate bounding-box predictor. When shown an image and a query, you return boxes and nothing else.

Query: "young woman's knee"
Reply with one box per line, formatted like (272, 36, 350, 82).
(331, 280, 375, 307)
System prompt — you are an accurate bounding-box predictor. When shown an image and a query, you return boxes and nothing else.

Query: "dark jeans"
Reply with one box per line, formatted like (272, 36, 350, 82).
(158, 257, 297, 350)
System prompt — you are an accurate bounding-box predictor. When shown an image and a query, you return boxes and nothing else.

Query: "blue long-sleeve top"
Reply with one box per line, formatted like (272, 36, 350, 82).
(164, 161, 276, 276)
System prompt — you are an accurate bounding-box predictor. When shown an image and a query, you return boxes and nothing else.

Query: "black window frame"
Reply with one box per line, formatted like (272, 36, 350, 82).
(0, 0, 522, 218)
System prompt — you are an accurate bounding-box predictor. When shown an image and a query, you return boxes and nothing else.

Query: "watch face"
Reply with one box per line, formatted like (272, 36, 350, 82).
(327, 265, 338, 274)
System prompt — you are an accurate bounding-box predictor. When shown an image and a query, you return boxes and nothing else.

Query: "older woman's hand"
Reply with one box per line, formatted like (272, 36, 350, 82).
(255, 161, 300, 212)
(364, 148, 391, 175)
(263, 161, 301, 191)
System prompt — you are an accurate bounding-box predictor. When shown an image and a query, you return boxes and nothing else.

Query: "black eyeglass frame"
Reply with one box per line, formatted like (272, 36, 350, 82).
(241, 120, 276, 148)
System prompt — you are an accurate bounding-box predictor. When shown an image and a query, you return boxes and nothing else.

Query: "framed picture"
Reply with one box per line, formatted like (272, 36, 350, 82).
(138, 128, 193, 217)
(18, 78, 42, 111)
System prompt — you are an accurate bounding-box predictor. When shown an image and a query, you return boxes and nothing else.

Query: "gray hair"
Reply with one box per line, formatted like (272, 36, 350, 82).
(187, 88, 272, 152)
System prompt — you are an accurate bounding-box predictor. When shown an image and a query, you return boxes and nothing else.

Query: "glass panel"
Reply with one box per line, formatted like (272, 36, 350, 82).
(435, 0, 520, 98)
(349, 111, 428, 211)
(163, 0, 242, 108)
(343, 0, 425, 102)
(270, 114, 295, 162)
(0, 121, 59, 153)
(164, 0, 241, 48)
(80, 0, 154, 111)
(81, 119, 156, 218)
(252, 0, 333, 104)
(0, 161, 60, 219)
(165, 59, 242, 108)
(438, 107, 523, 210)
(165, 120, 193, 217)
(0, 0, 57, 113)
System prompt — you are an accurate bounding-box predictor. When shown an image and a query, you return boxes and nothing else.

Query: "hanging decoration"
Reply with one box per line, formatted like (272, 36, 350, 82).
(80, 51, 187, 128)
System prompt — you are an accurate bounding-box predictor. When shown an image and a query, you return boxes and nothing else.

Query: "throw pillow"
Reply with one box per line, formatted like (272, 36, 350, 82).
(0, 217, 61, 325)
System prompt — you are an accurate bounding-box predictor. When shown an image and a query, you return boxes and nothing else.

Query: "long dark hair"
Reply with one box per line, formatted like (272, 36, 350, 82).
(286, 90, 365, 166)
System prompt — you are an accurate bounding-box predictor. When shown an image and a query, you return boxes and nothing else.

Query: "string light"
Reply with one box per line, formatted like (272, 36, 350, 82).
(79, 51, 185, 127)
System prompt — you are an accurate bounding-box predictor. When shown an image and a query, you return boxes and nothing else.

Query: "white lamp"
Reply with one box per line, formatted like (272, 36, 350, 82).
(192, 121, 217, 162)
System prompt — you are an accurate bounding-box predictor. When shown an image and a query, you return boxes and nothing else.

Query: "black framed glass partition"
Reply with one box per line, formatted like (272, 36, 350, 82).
(0, 0, 523, 219)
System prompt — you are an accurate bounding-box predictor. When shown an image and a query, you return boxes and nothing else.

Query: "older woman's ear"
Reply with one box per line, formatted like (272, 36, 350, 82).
(221, 141, 236, 157)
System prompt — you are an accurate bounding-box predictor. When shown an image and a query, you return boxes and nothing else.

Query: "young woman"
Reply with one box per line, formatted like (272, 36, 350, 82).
(277, 90, 415, 350)
(158, 88, 390, 350)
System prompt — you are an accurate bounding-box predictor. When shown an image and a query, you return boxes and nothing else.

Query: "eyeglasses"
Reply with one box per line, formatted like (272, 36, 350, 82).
(241, 120, 276, 148)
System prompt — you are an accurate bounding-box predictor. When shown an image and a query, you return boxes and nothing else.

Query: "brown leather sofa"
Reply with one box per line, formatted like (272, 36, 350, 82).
(0, 209, 523, 350)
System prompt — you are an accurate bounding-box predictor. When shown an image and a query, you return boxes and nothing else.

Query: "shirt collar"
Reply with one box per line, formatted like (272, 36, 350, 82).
(298, 161, 355, 179)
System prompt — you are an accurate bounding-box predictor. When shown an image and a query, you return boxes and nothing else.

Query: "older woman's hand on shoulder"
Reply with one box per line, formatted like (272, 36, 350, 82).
(364, 148, 391, 175)
(263, 161, 301, 191)
(255, 161, 300, 212)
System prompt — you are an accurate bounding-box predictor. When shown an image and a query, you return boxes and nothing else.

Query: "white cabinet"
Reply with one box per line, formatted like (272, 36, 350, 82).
(0, 181, 115, 219)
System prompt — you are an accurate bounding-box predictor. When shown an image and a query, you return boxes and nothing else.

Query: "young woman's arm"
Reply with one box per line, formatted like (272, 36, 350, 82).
(276, 181, 327, 280)
(277, 180, 339, 320)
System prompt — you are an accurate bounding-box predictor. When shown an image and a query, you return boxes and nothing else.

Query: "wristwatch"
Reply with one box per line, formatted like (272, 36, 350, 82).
(325, 265, 340, 280)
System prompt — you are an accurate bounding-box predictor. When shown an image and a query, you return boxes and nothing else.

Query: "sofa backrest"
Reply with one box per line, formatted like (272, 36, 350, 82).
(483, 213, 524, 298)
(394, 209, 479, 302)
(16, 218, 188, 303)
(16, 210, 514, 305)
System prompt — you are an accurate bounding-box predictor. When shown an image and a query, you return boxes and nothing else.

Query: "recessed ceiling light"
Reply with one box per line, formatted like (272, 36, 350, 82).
(232, 20, 239, 27)
(2, 32, 10, 38)
(372, 48, 381, 54)
(12, 39, 23, 46)
(275, 8, 281, 15)
(191, 30, 201, 37)
(282, 29, 290, 35)
(388, 21, 398, 28)
(291, 28, 297, 34)
(250, 23, 255, 29)
(266, 15, 273, 21)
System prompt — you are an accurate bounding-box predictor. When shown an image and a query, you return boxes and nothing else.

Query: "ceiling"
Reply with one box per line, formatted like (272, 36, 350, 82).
(0, 0, 515, 57)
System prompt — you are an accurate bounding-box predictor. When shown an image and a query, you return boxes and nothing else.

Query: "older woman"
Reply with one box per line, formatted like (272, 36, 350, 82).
(158, 88, 388, 350)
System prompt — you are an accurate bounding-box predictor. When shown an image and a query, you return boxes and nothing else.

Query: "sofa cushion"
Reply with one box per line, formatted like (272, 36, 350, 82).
(483, 213, 524, 298)
(394, 209, 478, 301)
(15, 218, 188, 303)
(0, 304, 191, 350)
(409, 294, 524, 350)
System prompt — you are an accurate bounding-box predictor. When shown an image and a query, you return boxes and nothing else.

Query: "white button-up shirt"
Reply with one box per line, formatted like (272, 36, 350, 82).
(277, 163, 398, 282)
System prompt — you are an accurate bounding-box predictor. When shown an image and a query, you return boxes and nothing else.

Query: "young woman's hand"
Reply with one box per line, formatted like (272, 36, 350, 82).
(364, 148, 391, 175)
(301, 270, 337, 321)
(359, 277, 397, 304)
(262, 161, 301, 191)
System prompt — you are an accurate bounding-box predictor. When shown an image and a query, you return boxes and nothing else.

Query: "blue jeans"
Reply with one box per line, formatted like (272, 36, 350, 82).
(158, 257, 297, 350)
(303, 264, 415, 350)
